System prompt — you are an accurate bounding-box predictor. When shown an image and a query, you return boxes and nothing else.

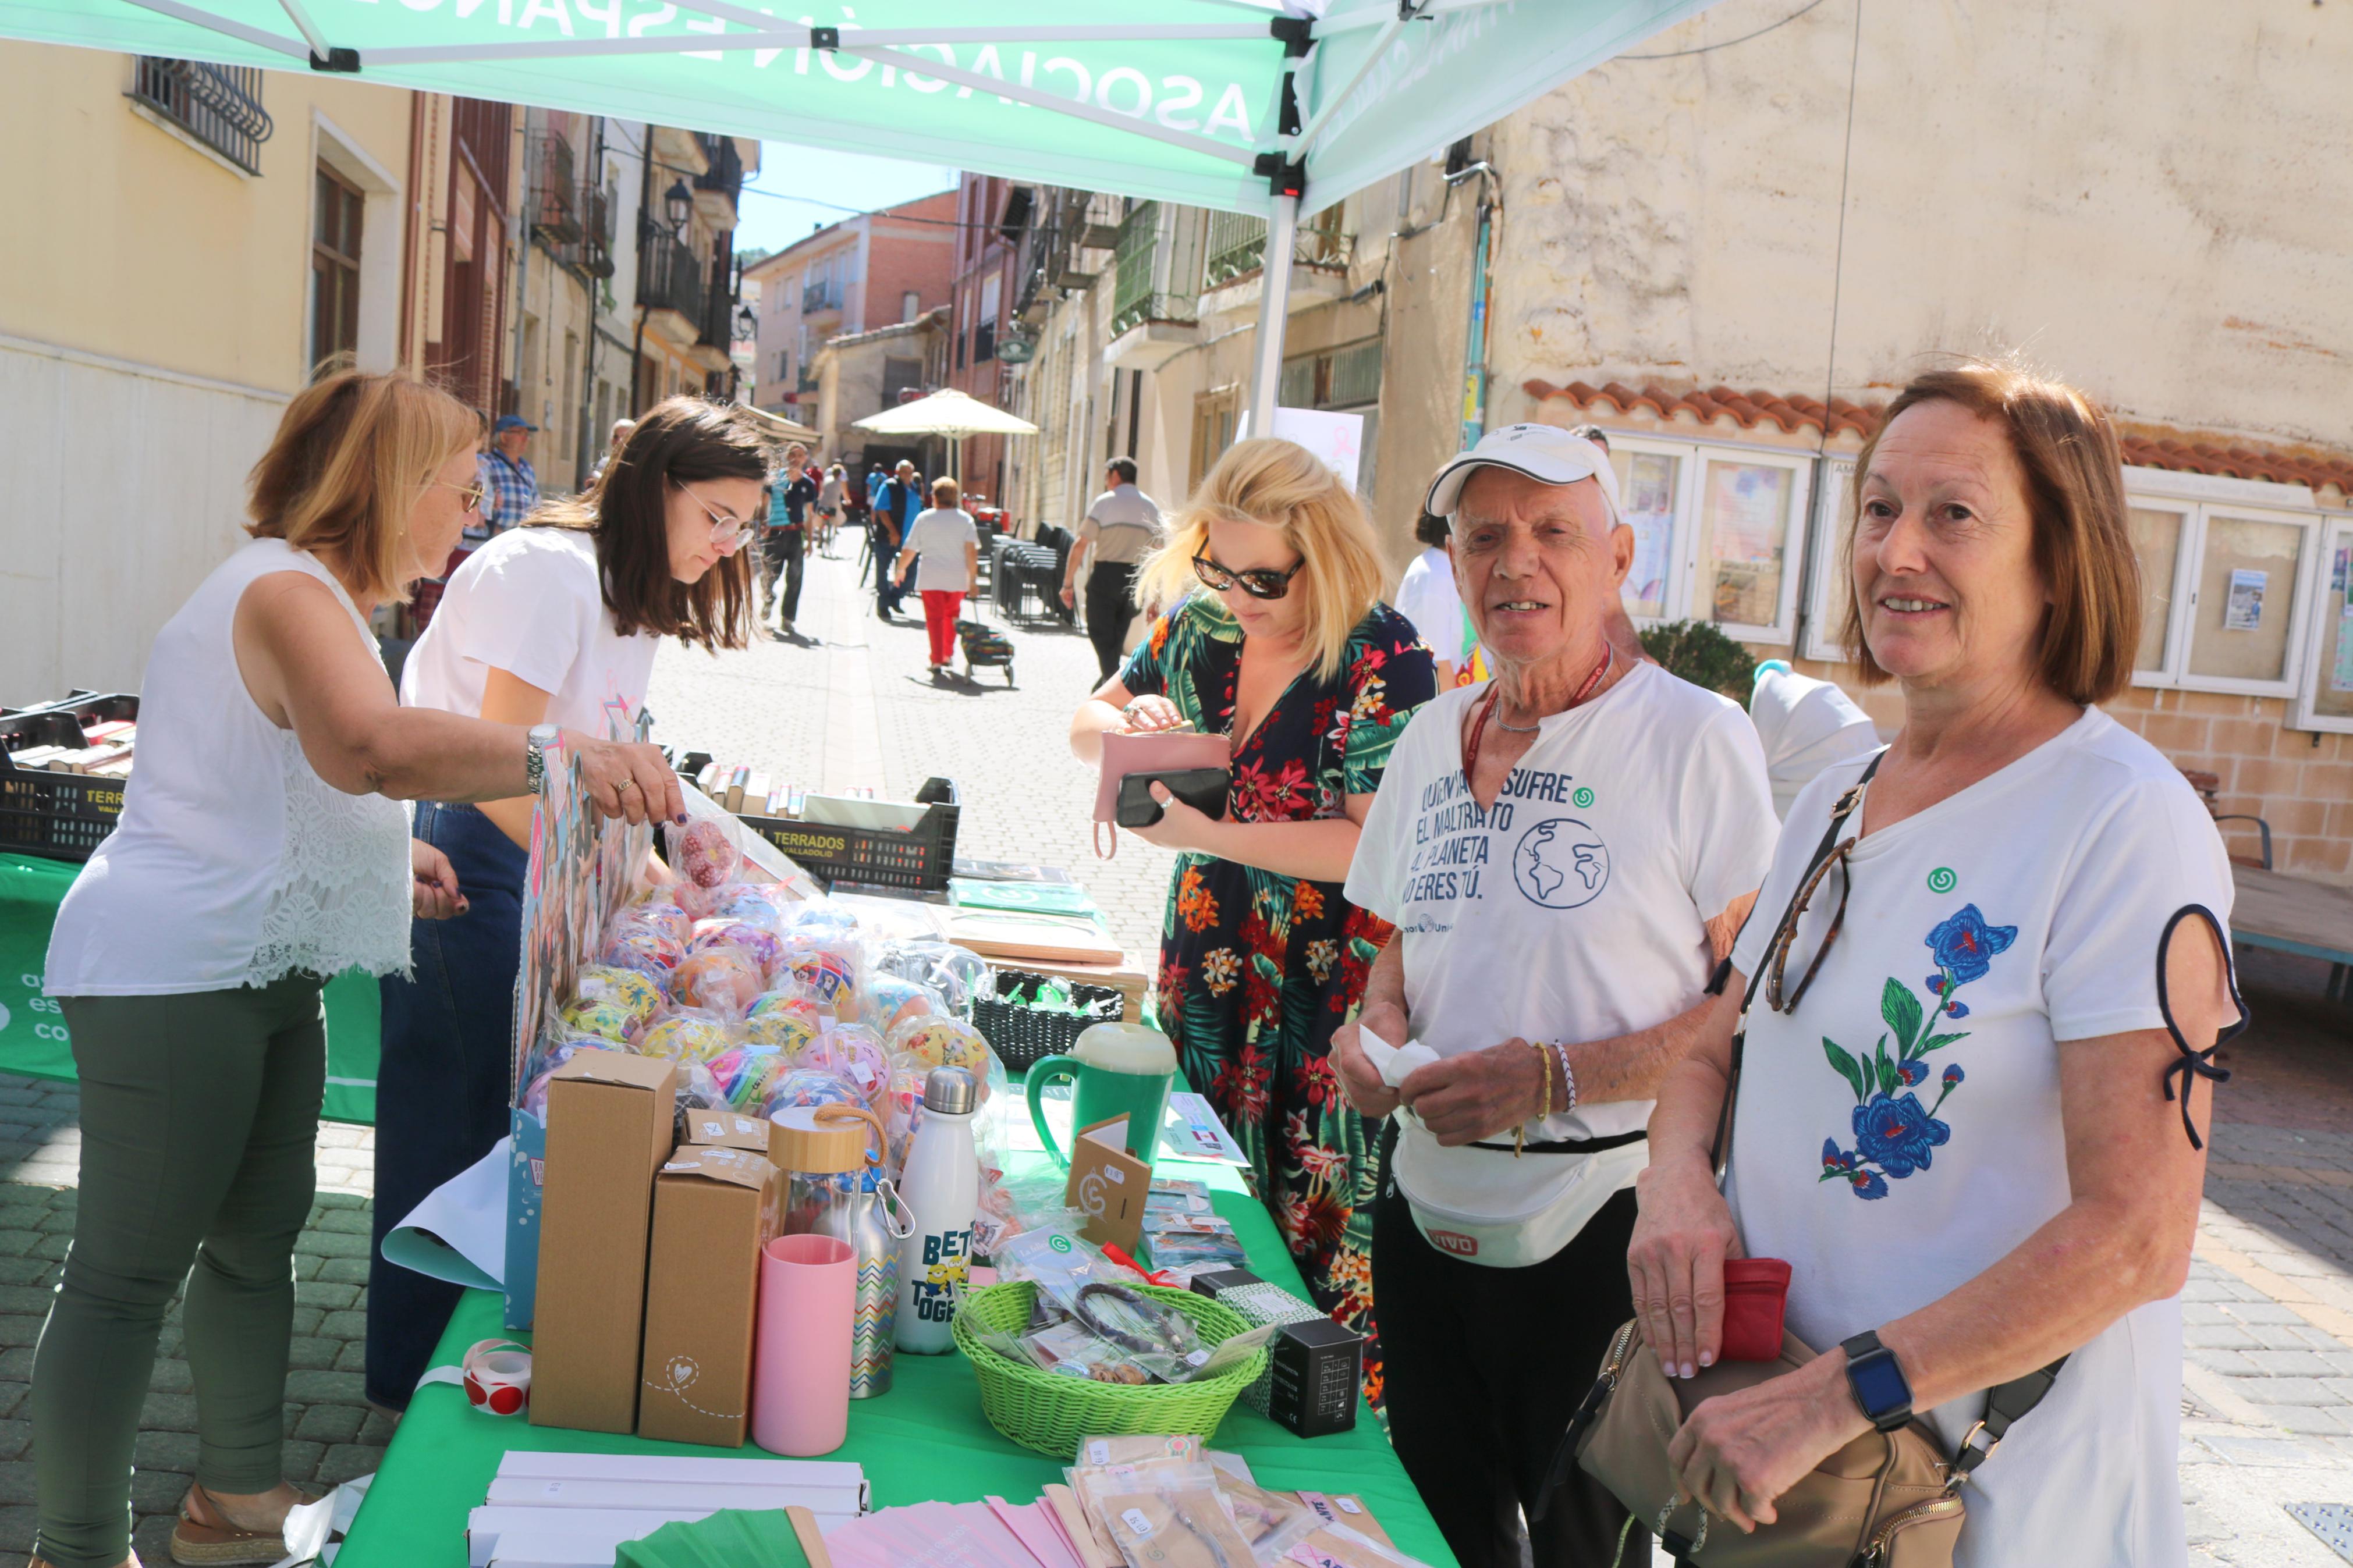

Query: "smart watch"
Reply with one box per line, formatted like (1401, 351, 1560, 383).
(1840, 1330, 1914, 1433)
(524, 724, 562, 796)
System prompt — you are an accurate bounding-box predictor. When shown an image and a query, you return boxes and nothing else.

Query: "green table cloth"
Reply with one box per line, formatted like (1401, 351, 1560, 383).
(333, 1158, 1458, 1566)
(0, 852, 382, 1125)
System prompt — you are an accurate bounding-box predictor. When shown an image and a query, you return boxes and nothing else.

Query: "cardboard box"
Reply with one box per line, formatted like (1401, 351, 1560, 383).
(681, 1107, 770, 1153)
(529, 1050, 676, 1434)
(638, 1144, 779, 1446)
(1065, 1116, 1151, 1254)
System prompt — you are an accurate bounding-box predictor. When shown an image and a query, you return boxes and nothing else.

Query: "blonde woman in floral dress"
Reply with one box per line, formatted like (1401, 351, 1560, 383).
(1069, 439, 1436, 1405)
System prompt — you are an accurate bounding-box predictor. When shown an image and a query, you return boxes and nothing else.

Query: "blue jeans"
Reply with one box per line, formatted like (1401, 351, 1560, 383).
(366, 801, 526, 1409)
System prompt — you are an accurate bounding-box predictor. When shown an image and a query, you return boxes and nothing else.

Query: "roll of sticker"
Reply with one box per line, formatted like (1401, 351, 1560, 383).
(458, 1338, 532, 1417)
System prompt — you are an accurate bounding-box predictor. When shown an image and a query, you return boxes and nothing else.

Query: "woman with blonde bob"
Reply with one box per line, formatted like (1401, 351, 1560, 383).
(1069, 437, 1437, 1396)
(37, 371, 678, 1568)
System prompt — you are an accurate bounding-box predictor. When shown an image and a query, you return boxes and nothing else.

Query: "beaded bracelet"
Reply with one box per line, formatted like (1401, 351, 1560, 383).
(1551, 1041, 1578, 1116)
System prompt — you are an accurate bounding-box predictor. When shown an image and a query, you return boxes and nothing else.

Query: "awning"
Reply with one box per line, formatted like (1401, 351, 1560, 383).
(854, 388, 1041, 440)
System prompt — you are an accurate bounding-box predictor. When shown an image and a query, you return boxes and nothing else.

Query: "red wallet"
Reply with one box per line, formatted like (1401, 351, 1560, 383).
(1719, 1257, 1793, 1363)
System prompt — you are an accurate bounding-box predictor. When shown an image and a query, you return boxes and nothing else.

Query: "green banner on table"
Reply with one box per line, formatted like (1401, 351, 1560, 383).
(0, 854, 381, 1125)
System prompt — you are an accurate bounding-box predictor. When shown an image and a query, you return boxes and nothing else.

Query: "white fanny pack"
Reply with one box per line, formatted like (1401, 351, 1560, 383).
(1393, 1121, 1648, 1270)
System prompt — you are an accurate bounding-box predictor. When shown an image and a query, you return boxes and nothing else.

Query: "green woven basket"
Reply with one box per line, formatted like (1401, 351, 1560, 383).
(951, 1281, 1269, 1457)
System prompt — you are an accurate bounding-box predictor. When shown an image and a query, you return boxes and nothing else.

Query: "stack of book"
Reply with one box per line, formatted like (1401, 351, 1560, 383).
(9, 719, 137, 779)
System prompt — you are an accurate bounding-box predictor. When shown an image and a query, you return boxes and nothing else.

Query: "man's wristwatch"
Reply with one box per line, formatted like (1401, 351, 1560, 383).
(1840, 1330, 1915, 1432)
(524, 724, 561, 796)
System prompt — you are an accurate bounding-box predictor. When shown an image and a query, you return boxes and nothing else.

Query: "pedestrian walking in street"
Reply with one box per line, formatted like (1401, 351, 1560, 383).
(1332, 423, 1776, 1567)
(1060, 457, 1162, 684)
(895, 475, 981, 678)
(872, 459, 924, 620)
(1067, 437, 1438, 1413)
(1392, 509, 1469, 690)
(1626, 362, 2240, 1568)
(34, 371, 677, 1568)
(860, 463, 890, 589)
(816, 462, 848, 555)
(762, 442, 817, 635)
(367, 396, 759, 1421)
(591, 416, 636, 482)
(478, 413, 540, 534)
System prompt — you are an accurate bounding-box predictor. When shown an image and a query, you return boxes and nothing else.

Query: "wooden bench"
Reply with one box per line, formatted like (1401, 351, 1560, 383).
(2232, 864, 2353, 1004)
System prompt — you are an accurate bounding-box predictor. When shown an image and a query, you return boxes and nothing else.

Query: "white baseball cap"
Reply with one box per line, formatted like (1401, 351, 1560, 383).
(1423, 422, 1622, 521)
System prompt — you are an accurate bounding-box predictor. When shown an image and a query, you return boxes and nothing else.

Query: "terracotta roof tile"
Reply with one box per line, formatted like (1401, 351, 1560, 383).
(1524, 379, 2353, 499)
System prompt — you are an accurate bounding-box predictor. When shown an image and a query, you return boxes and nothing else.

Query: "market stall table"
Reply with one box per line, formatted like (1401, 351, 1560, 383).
(333, 1153, 1456, 1567)
(2232, 863, 2353, 1004)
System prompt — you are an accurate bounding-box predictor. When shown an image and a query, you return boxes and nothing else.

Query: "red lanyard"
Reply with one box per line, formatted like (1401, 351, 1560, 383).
(1463, 645, 1613, 784)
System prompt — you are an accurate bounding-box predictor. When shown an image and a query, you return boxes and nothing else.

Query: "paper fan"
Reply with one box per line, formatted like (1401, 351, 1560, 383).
(614, 1506, 819, 1568)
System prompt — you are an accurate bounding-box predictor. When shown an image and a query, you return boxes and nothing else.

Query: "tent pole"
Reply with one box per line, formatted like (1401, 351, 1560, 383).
(1246, 193, 1299, 438)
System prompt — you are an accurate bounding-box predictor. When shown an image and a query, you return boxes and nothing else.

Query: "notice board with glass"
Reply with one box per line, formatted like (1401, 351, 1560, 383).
(2291, 518, 2353, 734)
(1608, 436, 1811, 643)
(2128, 487, 2321, 700)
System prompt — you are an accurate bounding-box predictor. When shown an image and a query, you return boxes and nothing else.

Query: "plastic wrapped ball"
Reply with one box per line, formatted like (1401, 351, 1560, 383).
(630, 895, 694, 945)
(672, 1061, 726, 1128)
(669, 948, 765, 1018)
(878, 1051, 930, 1176)
(762, 1067, 863, 1119)
(558, 997, 637, 1046)
(783, 902, 860, 942)
(599, 923, 685, 982)
(707, 1042, 790, 1112)
(689, 919, 786, 983)
(636, 1011, 735, 1064)
(797, 1023, 890, 1105)
(707, 883, 792, 931)
(521, 1064, 563, 1122)
(887, 1015, 992, 1075)
(521, 1034, 612, 1096)
(780, 938, 860, 1019)
(862, 975, 943, 1036)
(741, 995, 821, 1057)
(674, 818, 741, 890)
(570, 965, 663, 1025)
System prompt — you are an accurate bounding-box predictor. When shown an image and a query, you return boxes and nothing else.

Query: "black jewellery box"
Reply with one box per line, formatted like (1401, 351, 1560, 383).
(1191, 1268, 1362, 1438)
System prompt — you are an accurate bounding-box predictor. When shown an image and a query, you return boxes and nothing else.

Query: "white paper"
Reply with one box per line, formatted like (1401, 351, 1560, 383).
(2225, 568, 2267, 631)
(1159, 1093, 1248, 1165)
(1357, 1026, 1439, 1089)
(1243, 407, 1365, 492)
(381, 1136, 510, 1292)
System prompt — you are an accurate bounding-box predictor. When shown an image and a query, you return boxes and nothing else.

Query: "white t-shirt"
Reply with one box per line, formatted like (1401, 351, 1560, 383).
(1393, 546, 1468, 666)
(1346, 662, 1776, 1206)
(903, 507, 978, 593)
(1725, 709, 2231, 1568)
(1083, 483, 1162, 566)
(402, 527, 656, 738)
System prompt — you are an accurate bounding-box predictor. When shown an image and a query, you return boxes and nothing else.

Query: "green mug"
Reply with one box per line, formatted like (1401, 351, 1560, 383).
(1026, 1022, 1179, 1169)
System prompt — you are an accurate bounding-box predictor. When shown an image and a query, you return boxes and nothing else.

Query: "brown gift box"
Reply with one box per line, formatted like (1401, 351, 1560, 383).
(528, 1050, 677, 1434)
(638, 1144, 781, 1447)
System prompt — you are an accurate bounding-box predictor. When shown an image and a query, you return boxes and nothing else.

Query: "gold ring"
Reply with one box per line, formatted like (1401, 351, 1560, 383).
(619, 778, 640, 792)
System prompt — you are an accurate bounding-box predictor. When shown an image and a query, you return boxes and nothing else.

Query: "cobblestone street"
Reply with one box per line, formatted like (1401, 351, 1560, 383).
(0, 549, 2345, 1563)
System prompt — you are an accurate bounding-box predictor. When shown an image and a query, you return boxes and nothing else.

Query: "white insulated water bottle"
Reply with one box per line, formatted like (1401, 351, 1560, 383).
(895, 1066, 979, 1354)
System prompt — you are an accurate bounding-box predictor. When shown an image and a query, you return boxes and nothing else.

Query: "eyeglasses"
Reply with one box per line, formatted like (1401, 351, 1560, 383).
(434, 479, 485, 515)
(670, 479, 761, 554)
(1192, 552, 1305, 601)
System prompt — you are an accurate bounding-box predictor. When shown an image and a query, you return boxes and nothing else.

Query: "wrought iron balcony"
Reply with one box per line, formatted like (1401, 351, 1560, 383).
(1203, 205, 1348, 287)
(1109, 201, 1204, 339)
(529, 130, 580, 243)
(802, 278, 845, 314)
(638, 230, 705, 326)
(129, 57, 271, 175)
(693, 133, 744, 197)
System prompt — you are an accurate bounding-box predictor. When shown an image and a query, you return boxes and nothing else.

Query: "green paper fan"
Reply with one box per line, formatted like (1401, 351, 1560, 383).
(614, 1507, 815, 1568)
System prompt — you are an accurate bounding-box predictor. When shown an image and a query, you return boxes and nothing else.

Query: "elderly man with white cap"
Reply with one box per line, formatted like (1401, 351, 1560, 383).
(1335, 423, 1778, 1568)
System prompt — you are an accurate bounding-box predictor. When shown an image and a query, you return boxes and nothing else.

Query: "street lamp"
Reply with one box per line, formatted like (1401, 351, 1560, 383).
(663, 179, 693, 237)
(736, 303, 757, 341)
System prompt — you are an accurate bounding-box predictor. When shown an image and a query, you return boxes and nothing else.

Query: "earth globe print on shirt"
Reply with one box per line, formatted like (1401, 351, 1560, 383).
(1511, 817, 1611, 909)
(1816, 903, 2015, 1200)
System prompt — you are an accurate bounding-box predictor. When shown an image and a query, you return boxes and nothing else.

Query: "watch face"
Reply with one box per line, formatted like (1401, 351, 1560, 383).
(1850, 1351, 1911, 1418)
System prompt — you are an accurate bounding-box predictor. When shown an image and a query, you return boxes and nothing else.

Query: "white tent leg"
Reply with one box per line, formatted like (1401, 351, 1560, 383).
(1246, 193, 1299, 438)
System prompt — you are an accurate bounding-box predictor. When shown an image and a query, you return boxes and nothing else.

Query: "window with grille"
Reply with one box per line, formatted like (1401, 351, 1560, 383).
(310, 164, 364, 374)
(129, 57, 272, 175)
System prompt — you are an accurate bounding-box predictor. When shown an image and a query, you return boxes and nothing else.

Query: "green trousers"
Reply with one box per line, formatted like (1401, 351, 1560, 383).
(36, 975, 326, 1568)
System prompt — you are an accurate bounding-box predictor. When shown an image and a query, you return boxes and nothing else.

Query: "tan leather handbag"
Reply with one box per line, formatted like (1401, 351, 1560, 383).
(1540, 754, 2062, 1566)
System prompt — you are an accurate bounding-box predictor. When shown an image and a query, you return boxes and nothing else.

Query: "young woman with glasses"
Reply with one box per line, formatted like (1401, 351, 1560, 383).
(1066, 437, 1437, 1406)
(367, 396, 760, 1414)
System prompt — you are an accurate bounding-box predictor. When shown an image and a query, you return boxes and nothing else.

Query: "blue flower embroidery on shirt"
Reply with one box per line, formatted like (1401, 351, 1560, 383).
(1813, 904, 2012, 1201)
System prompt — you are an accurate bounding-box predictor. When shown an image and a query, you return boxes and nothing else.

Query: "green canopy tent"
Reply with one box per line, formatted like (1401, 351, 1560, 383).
(0, 0, 1712, 427)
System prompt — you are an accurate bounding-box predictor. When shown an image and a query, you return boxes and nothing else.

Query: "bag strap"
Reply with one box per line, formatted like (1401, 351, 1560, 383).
(1949, 1357, 2065, 1489)
(1706, 751, 1883, 1175)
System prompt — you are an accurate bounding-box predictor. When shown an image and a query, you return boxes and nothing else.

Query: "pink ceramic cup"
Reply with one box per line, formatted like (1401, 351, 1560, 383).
(753, 1232, 854, 1456)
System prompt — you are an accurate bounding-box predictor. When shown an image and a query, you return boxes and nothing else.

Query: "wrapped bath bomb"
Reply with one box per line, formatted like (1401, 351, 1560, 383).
(557, 996, 636, 1046)
(669, 947, 765, 1017)
(672, 817, 741, 891)
(780, 936, 861, 1021)
(599, 920, 685, 983)
(629, 894, 694, 945)
(707, 883, 792, 931)
(762, 1066, 864, 1119)
(797, 1022, 890, 1105)
(886, 1015, 992, 1076)
(689, 919, 786, 983)
(636, 1009, 736, 1064)
(707, 1041, 790, 1112)
(861, 974, 943, 1036)
(741, 990, 823, 1055)
(570, 964, 663, 1025)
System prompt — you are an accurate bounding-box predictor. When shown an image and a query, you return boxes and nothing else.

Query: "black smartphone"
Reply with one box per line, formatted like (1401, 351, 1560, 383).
(1116, 768, 1231, 828)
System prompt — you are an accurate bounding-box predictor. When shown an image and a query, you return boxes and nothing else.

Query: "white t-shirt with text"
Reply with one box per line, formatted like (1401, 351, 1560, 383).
(1346, 662, 1776, 1207)
(402, 526, 656, 738)
(1725, 709, 2231, 1567)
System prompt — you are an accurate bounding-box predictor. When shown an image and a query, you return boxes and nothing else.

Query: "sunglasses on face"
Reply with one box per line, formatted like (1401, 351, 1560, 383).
(1192, 552, 1305, 601)
(670, 478, 762, 554)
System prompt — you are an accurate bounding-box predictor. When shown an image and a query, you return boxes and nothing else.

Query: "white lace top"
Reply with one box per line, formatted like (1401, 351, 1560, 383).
(46, 539, 413, 996)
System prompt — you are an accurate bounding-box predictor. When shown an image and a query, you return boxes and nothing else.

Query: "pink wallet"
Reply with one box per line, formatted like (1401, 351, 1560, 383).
(1094, 728, 1231, 856)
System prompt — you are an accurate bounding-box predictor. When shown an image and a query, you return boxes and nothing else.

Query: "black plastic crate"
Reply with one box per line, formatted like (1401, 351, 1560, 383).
(0, 700, 137, 863)
(973, 967, 1127, 1072)
(737, 777, 961, 892)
